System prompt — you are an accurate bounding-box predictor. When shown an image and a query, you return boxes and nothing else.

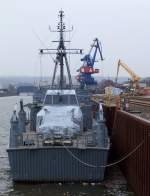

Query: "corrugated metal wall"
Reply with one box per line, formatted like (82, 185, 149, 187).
(103, 106, 116, 135)
(7, 147, 108, 182)
(103, 106, 150, 196)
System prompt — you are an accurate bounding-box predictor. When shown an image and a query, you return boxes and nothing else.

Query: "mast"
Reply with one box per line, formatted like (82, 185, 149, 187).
(40, 10, 82, 89)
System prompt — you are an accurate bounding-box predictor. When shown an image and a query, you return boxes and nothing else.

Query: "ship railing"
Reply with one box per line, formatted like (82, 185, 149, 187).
(73, 133, 109, 148)
(14, 132, 44, 148)
(72, 131, 97, 148)
(13, 130, 109, 149)
(14, 132, 74, 148)
(10, 133, 23, 148)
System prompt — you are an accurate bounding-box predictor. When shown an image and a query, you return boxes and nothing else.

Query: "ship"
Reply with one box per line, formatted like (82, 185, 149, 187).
(7, 10, 110, 182)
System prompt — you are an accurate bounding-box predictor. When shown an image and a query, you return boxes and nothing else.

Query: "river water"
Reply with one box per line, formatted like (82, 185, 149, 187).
(0, 96, 133, 196)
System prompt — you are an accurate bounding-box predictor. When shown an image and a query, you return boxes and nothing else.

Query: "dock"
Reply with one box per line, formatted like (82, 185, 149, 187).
(102, 96, 150, 196)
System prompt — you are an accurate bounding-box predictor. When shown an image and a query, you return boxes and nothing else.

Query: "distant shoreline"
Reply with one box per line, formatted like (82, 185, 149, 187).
(0, 93, 17, 98)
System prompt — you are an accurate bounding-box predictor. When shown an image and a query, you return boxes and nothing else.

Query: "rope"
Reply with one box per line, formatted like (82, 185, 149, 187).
(63, 139, 145, 168)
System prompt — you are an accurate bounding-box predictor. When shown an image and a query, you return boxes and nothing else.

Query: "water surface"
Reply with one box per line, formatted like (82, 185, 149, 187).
(0, 96, 133, 196)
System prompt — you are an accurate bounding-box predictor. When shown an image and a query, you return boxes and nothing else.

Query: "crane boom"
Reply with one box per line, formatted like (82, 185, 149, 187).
(116, 59, 141, 83)
(76, 38, 104, 86)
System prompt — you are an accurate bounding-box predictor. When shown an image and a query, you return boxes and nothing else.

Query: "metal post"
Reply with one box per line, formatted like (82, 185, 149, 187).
(40, 10, 82, 89)
(64, 53, 72, 88)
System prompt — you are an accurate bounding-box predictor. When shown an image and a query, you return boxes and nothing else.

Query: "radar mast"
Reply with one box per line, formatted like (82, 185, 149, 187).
(40, 10, 82, 89)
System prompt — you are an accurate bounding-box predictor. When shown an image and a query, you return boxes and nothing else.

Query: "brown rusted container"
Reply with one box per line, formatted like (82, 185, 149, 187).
(143, 87, 150, 95)
(103, 105, 116, 136)
(106, 110, 150, 196)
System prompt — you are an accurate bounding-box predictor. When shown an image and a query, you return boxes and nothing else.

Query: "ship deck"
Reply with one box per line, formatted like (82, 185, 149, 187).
(9, 120, 109, 150)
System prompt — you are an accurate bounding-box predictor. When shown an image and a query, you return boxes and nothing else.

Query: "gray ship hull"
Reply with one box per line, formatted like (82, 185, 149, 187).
(7, 147, 108, 182)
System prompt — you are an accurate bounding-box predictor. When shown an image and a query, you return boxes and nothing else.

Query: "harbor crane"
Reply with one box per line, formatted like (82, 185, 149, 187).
(76, 38, 104, 87)
(116, 59, 141, 89)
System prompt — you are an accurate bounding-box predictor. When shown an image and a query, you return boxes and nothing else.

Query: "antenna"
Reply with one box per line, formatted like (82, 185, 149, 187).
(40, 10, 83, 89)
(39, 54, 43, 85)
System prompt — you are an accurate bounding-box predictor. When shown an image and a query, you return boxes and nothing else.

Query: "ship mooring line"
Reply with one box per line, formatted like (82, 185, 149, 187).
(63, 139, 145, 168)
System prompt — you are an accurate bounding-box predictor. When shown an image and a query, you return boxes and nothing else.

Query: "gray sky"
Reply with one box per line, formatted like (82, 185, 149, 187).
(0, 0, 150, 78)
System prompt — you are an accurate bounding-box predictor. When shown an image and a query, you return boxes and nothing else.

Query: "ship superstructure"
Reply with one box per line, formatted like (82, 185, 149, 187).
(40, 10, 82, 89)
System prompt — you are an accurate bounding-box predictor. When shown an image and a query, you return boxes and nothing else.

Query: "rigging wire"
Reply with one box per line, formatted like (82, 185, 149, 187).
(63, 138, 145, 168)
(33, 54, 39, 85)
(39, 54, 43, 85)
(32, 29, 56, 63)
(70, 28, 76, 42)
(68, 26, 71, 69)
(32, 29, 57, 85)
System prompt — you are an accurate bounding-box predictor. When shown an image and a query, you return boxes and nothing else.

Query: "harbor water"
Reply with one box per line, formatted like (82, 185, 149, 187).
(0, 96, 133, 196)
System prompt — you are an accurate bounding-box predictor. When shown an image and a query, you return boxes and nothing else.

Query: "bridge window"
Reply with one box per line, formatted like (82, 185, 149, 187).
(70, 95, 78, 105)
(44, 95, 52, 104)
(44, 94, 78, 105)
(53, 95, 68, 104)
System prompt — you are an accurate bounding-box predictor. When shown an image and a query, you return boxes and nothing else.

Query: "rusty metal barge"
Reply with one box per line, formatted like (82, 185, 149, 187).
(101, 95, 150, 196)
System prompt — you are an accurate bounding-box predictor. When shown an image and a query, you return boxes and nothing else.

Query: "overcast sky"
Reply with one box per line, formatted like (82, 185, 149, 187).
(0, 0, 150, 78)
